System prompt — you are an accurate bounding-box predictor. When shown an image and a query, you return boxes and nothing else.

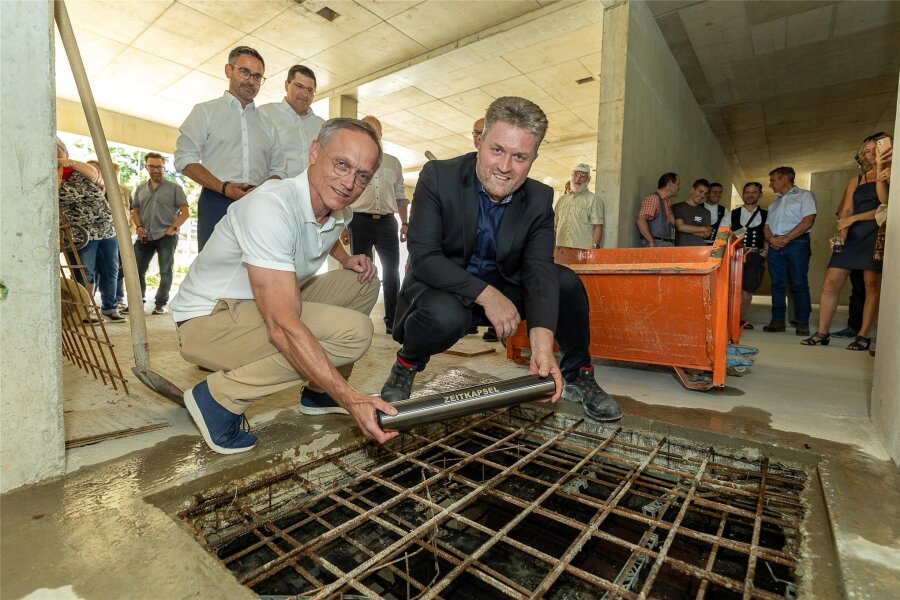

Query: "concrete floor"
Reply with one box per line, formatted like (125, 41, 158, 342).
(2, 300, 898, 599)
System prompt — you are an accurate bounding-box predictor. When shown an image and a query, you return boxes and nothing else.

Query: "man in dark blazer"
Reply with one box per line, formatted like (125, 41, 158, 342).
(381, 96, 622, 422)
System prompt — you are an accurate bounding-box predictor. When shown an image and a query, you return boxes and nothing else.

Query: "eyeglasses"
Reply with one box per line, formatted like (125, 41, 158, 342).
(472, 130, 482, 138)
(291, 82, 316, 95)
(232, 65, 266, 85)
(146, 164, 165, 170)
(321, 148, 372, 189)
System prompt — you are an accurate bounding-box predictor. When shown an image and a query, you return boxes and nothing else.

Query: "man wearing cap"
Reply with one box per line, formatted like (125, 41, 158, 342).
(554, 163, 604, 250)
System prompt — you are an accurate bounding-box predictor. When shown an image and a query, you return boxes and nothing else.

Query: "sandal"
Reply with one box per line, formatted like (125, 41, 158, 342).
(800, 332, 830, 346)
(847, 336, 871, 351)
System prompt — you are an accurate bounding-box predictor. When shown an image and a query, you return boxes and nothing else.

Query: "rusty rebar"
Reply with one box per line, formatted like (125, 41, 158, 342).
(182, 410, 803, 599)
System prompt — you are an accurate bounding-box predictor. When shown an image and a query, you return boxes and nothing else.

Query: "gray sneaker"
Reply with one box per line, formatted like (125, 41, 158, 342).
(564, 366, 623, 422)
(381, 360, 418, 404)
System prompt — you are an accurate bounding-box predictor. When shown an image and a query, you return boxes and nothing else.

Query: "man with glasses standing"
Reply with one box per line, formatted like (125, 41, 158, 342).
(172, 118, 397, 454)
(126, 152, 189, 315)
(554, 163, 604, 251)
(259, 65, 325, 177)
(175, 46, 286, 250)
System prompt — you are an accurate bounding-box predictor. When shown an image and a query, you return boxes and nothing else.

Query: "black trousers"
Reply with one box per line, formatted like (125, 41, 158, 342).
(349, 214, 401, 326)
(398, 265, 591, 381)
(847, 269, 865, 332)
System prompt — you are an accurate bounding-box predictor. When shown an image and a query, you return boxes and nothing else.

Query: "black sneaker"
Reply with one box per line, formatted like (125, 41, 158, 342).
(562, 366, 623, 422)
(299, 388, 348, 415)
(381, 360, 418, 403)
(482, 327, 499, 342)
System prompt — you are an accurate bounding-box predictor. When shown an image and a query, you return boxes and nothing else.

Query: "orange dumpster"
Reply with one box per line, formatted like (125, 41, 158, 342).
(507, 231, 746, 390)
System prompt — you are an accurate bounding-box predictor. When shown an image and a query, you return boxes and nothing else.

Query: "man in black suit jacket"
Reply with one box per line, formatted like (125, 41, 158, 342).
(381, 96, 622, 422)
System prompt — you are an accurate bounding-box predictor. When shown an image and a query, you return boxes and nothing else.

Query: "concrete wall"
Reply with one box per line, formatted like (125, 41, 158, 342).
(0, 0, 66, 492)
(870, 75, 900, 464)
(809, 169, 857, 305)
(56, 97, 179, 153)
(597, 0, 733, 248)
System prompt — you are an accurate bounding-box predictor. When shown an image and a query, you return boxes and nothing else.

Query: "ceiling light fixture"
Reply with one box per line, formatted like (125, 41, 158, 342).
(316, 6, 339, 21)
(576, 76, 595, 85)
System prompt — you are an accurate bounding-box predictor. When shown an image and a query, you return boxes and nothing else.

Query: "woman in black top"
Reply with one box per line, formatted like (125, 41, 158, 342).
(802, 133, 891, 350)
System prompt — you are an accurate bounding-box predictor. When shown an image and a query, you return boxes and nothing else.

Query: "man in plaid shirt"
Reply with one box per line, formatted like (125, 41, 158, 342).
(636, 172, 680, 247)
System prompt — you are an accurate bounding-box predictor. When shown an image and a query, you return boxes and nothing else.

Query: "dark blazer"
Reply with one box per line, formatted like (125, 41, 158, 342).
(393, 152, 559, 341)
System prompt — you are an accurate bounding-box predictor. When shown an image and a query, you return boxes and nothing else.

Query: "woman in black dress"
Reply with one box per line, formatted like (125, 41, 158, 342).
(802, 133, 891, 350)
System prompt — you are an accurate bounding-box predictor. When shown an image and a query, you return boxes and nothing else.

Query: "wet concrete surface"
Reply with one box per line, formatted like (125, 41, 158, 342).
(3, 304, 899, 599)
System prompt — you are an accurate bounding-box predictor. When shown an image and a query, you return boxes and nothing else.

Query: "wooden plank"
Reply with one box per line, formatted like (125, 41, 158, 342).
(64, 406, 169, 448)
(441, 337, 498, 358)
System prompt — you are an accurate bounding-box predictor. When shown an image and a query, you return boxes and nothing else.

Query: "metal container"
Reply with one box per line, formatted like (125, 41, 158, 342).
(378, 374, 556, 431)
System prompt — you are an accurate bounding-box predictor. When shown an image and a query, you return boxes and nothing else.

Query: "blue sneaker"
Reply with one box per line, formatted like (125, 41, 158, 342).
(184, 381, 258, 454)
(299, 388, 348, 415)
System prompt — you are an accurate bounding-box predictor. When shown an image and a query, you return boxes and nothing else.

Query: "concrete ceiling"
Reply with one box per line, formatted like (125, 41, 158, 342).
(55, 0, 899, 192)
(647, 0, 900, 185)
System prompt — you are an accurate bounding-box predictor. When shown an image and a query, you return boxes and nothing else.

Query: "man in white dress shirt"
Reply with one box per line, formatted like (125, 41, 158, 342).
(259, 65, 325, 178)
(763, 166, 817, 335)
(175, 46, 287, 249)
(346, 115, 409, 334)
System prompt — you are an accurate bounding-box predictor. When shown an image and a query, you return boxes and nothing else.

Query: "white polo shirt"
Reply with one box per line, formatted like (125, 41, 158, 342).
(170, 173, 351, 322)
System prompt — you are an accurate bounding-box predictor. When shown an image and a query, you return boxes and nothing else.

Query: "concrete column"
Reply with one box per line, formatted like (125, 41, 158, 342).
(0, 0, 66, 492)
(594, 2, 629, 249)
(329, 95, 358, 119)
(596, 0, 732, 248)
(870, 73, 900, 463)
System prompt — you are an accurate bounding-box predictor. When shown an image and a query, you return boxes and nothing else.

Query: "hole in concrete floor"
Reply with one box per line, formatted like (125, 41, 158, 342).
(178, 408, 807, 599)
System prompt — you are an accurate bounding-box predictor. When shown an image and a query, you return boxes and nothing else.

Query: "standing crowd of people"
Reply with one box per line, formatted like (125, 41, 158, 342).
(57, 43, 891, 454)
(631, 132, 891, 346)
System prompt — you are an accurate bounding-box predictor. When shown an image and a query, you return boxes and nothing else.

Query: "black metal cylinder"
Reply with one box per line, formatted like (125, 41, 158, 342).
(378, 374, 556, 431)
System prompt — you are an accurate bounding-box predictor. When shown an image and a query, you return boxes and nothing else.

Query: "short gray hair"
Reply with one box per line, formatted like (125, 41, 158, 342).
(317, 118, 383, 171)
(483, 96, 549, 152)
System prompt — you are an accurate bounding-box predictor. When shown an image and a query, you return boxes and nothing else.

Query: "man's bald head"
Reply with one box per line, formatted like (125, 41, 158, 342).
(361, 115, 383, 140)
(472, 117, 485, 149)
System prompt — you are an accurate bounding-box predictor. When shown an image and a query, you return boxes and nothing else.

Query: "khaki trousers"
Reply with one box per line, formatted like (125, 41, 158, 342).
(177, 270, 379, 413)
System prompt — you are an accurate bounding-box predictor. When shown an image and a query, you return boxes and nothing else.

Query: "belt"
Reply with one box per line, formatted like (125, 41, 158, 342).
(355, 212, 393, 220)
(653, 237, 672, 242)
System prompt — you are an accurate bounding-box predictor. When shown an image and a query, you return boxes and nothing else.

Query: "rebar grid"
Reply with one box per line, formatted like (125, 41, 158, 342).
(179, 409, 806, 599)
(59, 213, 128, 394)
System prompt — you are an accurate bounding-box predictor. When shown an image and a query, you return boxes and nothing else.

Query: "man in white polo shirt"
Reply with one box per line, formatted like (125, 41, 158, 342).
(171, 118, 398, 454)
